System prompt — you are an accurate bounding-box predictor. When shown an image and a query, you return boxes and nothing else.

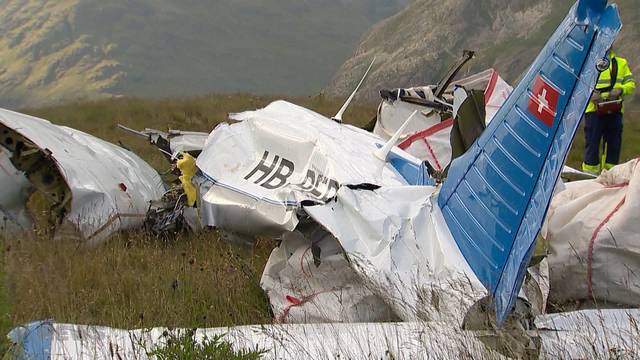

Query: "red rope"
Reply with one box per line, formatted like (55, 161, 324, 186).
(277, 290, 332, 323)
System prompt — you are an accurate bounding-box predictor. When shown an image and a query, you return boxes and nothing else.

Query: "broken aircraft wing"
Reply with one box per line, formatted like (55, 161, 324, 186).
(0, 109, 166, 244)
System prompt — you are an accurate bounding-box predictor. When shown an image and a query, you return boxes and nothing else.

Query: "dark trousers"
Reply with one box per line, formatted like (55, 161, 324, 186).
(583, 111, 623, 166)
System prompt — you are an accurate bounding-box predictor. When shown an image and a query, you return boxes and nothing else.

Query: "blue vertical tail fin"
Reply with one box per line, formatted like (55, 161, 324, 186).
(438, 0, 621, 325)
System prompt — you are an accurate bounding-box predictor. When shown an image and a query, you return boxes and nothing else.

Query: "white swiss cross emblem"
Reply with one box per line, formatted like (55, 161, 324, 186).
(528, 75, 559, 127)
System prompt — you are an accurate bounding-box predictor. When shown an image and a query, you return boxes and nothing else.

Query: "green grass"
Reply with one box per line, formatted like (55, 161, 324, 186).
(146, 331, 265, 360)
(2, 232, 275, 331)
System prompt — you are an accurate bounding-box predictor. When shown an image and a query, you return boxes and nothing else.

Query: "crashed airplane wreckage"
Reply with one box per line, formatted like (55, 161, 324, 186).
(191, 0, 623, 328)
(6, 0, 640, 358)
(0, 110, 165, 244)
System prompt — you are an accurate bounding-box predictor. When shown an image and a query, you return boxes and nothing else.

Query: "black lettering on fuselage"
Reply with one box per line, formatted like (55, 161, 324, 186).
(244, 150, 339, 199)
(262, 158, 294, 190)
(244, 151, 280, 184)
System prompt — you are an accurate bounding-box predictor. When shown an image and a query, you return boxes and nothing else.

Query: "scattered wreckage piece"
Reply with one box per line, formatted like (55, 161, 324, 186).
(8, 308, 640, 359)
(261, 222, 400, 324)
(544, 158, 640, 308)
(117, 125, 208, 238)
(304, 185, 483, 325)
(374, 69, 513, 172)
(0, 109, 165, 244)
(117, 124, 208, 159)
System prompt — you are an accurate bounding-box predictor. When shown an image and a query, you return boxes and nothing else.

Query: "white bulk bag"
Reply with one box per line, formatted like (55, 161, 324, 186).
(545, 158, 640, 306)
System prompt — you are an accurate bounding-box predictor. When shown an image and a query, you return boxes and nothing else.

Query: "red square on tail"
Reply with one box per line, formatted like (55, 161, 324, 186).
(528, 75, 559, 128)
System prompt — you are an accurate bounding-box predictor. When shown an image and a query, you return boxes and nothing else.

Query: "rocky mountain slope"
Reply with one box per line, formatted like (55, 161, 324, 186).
(0, 0, 407, 108)
(327, 0, 639, 103)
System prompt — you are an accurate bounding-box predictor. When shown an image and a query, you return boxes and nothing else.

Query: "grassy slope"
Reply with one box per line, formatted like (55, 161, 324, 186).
(0, 95, 376, 339)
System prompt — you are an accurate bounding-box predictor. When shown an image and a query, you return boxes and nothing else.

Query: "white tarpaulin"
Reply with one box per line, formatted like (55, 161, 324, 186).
(544, 158, 640, 307)
(397, 119, 454, 172)
(483, 70, 513, 124)
(196, 100, 425, 236)
(0, 108, 166, 244)
(373, 87, 442, 141)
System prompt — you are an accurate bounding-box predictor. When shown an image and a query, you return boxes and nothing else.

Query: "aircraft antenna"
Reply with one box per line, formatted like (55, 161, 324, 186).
(333, 56, 376, 123)
(373, 110, 418, 161)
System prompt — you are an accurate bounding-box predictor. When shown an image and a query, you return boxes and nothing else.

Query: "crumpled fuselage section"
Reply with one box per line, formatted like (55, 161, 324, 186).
(0, 108, 165, 244)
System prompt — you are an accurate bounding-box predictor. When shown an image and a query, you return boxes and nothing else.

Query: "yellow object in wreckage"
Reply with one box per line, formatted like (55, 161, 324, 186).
(177, 152, 198, 207)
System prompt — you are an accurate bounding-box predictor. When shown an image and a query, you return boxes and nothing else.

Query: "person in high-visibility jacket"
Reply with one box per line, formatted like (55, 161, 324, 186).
(582, 48, 635, 174)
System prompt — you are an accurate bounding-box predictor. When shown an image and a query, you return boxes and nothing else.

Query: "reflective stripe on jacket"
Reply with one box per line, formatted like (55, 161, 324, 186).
(586, 51, 635, 113)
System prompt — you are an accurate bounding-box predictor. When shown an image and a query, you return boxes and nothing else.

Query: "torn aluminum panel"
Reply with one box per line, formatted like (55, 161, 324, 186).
(560, 165, 598, 182)
(303, 185, 548, 326)
(8, 309, 640, 359)
(0, 108, 165, 244)
(196, 100, 431, 236)
(0, 145, 33, 236)
(166, 130, 209, 155)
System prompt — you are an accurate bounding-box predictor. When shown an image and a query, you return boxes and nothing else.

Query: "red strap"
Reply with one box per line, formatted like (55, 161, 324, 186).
(484, 70, 499, 104)
(587, 195, 627, 299)
(398, 118, 453, 149)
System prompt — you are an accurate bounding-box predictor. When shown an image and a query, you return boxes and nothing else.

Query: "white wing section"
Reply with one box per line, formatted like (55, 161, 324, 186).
(10, 309, 640, 359)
